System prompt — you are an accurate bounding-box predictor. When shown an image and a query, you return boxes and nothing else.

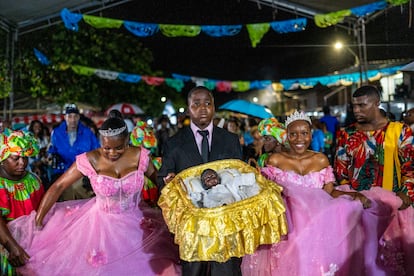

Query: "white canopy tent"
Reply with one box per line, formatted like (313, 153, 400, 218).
(0, 0, 132, 117)
(400, 61, 414, 72)
(0, 0, 398, 117)
(0, 0, 133, 34)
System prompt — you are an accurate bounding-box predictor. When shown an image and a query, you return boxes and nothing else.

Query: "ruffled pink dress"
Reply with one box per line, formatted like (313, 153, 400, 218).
(9, 148, 180, 276)
(337, 185, 414, 275)
(241, 166, 393, 276)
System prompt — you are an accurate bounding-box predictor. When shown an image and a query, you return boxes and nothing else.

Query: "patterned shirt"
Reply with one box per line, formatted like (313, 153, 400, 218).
(1, 173, 44, 276)
(334, 122, 414, 201)
(0, 172, 44, 221)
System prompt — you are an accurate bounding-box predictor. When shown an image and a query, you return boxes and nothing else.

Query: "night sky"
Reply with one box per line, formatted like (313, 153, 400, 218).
(102, 0, 414, 83)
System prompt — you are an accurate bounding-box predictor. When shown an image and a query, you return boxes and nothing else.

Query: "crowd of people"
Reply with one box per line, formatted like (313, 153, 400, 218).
(0, 84, 413, 275)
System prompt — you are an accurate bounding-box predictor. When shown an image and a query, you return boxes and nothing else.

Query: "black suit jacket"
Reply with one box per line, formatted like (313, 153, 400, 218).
(158, 126, 242, 188)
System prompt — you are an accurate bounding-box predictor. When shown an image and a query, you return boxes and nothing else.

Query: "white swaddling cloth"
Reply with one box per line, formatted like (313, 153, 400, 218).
(184, 169, 261, 208)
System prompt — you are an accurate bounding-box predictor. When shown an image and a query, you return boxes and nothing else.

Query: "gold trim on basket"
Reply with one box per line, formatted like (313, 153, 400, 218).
(158, 159, 289, 262)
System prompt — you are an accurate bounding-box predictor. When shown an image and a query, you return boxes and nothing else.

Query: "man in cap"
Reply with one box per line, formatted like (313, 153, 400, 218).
(48, 104, 100, 200)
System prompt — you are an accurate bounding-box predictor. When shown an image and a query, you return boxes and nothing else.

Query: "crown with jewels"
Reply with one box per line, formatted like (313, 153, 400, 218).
(285, 110, 312, 127)
(99, 126, 127, 137)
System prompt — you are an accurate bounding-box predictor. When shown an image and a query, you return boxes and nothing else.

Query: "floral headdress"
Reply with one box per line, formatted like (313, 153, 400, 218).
(130, 121, 157, 153)
(0, 128, 40, 162)
(258, 117, 286, 144)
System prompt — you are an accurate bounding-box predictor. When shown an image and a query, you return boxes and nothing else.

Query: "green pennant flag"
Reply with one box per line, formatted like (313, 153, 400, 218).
(232, 81, 251, 92)
(159, 24, 201, 37)
(71, 65, 96, 76)
(314, 10, 352, 28)
(83, 15, 123, 29)
(246, 22, 270, 48)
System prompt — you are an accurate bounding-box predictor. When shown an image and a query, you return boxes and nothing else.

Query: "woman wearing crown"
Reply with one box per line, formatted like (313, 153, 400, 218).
(241, 110, 393, 276)
(7, 117, 180, 275)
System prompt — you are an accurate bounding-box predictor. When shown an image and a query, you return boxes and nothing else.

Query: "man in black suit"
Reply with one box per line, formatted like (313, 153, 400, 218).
(158, 86, 242, 276)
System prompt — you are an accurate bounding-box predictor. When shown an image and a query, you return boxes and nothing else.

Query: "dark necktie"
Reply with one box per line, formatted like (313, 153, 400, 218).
(198, 130, 209, 163)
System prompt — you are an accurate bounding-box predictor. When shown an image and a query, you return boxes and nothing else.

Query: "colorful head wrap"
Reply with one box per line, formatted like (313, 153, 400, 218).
(0, 128, 40, 162)
(130, 121, 158, 153)
(257, 117, 287, 144)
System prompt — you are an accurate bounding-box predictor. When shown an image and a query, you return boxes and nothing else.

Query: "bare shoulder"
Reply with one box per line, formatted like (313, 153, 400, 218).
(267, 152, 287, 166)
(85, 149, 100, 165)
(127, 145, 142, 159)
(129, 144, 141, 153)
(311, 151, 330, 167)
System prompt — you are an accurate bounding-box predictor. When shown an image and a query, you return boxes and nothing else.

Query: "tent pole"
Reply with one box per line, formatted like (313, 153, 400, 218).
(360, 18, 369, 83)
(3, 27, 9, 119)
(355, 17, 369, 86)
(8, 28, 17, 120)
(355, 19, 364, 86)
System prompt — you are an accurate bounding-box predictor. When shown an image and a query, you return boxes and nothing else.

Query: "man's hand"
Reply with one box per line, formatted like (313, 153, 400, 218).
(396, 192, 412, 210)
(354, 193, 371, 209)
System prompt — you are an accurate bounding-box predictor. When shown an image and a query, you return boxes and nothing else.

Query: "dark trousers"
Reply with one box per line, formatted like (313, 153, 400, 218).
(182, 258, 242, 276)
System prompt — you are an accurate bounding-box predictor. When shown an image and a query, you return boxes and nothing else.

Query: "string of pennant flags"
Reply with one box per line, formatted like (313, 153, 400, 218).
(34, 48, 404, 92)
(40, 1, 409, 91)
(61, 8, 307, 48)
(61, 0, 409, 48)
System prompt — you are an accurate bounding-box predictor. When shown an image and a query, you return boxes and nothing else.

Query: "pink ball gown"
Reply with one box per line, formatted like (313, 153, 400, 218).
(337, 185, 414, 275)
(9, 148, 180, 276)
(241, 166, 393, 276)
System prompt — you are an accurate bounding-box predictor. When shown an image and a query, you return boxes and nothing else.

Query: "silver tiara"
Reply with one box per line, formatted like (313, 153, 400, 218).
(99, 126, 127, 137)
(285, 110, 312, 127)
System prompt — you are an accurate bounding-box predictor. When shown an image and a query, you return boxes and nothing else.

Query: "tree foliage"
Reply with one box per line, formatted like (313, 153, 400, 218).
(0, 60, 11, 99)
(14, 23, 185, 116)
(0, 30, 11, 99)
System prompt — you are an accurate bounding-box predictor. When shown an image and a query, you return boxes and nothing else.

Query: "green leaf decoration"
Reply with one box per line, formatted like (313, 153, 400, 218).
(246, 23, 270, 48)
(71, 65, 96, 76)
(387, 0, 410, 5)
(83, 15, 123, 29)
(314, 10, 352, 28)
(159, 24, 201, 37)
(232, 81, 251, 92)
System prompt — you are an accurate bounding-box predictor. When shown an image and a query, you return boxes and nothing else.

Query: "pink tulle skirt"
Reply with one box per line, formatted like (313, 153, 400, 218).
(241, 184, 409, 276)
(9, 198, 181, 276)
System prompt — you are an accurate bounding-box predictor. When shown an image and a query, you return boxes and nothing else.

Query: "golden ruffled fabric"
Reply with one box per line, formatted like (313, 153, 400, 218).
(158, 159, 288, 262)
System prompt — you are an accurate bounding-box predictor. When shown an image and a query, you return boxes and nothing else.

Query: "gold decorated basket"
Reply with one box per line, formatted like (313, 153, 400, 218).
(158, 159, 288, 262)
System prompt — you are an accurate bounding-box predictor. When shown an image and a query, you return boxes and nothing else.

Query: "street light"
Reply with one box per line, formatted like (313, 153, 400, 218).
(334, 41, 363, 86)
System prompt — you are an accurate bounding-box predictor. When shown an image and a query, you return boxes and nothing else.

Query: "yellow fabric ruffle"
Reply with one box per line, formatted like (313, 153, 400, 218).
(158, 159, 288, 262)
